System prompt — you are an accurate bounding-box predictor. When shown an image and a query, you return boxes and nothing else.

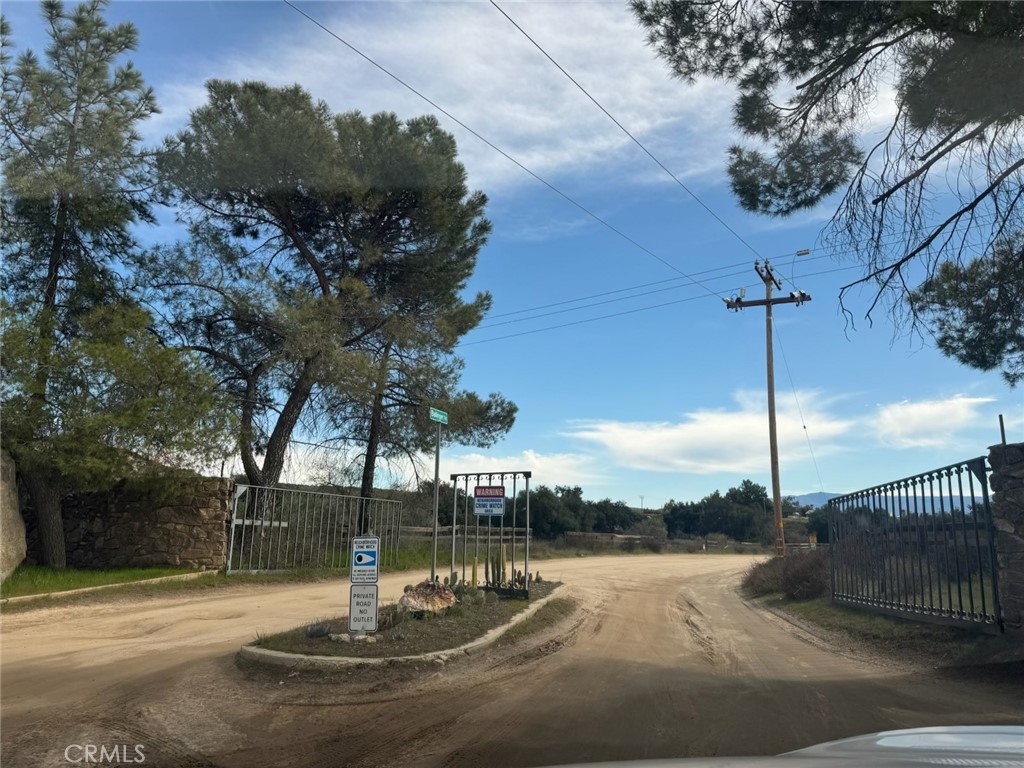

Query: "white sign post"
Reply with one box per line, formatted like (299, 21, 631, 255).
(349, 584, 378, 632)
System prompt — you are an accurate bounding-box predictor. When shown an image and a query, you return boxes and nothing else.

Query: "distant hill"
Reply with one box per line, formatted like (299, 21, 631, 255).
(792, 492, 840, 509)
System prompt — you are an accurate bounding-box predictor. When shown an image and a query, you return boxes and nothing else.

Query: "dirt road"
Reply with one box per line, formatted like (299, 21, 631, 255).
(2, 554, 1021, 767)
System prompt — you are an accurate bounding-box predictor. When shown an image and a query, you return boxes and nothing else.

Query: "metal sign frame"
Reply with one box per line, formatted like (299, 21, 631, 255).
(449, 472, 532, 598)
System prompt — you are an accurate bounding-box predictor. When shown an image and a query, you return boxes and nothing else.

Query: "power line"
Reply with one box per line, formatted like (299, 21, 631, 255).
(480, 244, 852, 325)
(485, 257, 756, 320)
(773, 322, 827, 495)
(460, 263, 861, 346)
(491, 0, 763, 261)
(460, 289, 714, 347)
(284, 0, 1003, 335)
(481, 247, 878, 328)
(478, 266, 752, 329)
(776, 211, 1002, 292)
(283, 0, 727, 300)
(481, 210, 1001, 330)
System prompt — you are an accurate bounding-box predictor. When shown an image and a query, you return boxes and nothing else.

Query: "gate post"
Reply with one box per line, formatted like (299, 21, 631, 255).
(226, 484, 247, 574)
(989, 441, 1024, 634)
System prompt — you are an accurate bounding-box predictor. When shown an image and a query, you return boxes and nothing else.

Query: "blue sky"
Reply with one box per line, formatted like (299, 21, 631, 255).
(6, 0, 1022, 506)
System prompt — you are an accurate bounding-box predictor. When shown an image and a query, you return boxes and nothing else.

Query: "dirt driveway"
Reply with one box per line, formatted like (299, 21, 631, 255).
(2, 554, 1021, 767)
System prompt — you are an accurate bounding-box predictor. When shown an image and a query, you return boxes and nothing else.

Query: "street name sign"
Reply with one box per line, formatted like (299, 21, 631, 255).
(429, 407, 448, 424)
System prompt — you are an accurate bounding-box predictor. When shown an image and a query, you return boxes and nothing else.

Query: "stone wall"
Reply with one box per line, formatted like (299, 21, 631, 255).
(22, 476, 232, 570)
(1, 451, 27, 581)
(989, 441, 1024, 633)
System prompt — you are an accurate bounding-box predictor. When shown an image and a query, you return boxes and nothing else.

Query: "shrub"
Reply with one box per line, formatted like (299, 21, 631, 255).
(781, 550, 829, 600)
(741, 556, 786, 597)
(484, 590, 498, 604)
(305, 622, 330, 638)
(378, 605, 406, 631)
(629, 517, 669, 553)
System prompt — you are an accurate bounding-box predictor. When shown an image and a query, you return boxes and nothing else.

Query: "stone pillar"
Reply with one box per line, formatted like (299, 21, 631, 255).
(989, 441, 1024, 633)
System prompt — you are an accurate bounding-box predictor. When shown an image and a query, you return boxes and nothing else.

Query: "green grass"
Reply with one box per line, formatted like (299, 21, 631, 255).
(254, 581, 559, 658)
(0, 567, 346, 613)
(1, 564, 194, 599)
(758, 594, 999, 666)
(776, 596, 971, 645)
(394, 536, 769, 572)
(845, 573, 998, 618)
(494, 596, 577, 647)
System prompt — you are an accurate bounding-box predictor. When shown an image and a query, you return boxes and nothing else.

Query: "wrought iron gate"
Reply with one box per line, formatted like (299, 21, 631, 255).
(227, 485, 403, 573)
(827, 457, 1002, 632)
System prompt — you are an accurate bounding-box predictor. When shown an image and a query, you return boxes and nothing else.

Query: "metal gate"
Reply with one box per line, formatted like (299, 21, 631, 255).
(827, 457, 1002, 632)
(227, 485, 403, 573)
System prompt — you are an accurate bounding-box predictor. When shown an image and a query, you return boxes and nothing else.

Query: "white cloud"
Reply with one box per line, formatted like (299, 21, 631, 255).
(566, 389, 853, 475)
(146, 2, 739, 193)
(872, 395, 995, 449)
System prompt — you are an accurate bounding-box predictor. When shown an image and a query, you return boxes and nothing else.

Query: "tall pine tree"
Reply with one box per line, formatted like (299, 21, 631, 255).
(1, 1, 230, 566)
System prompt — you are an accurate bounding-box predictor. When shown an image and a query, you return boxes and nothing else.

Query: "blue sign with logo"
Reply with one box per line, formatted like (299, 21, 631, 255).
(353, 550, 376, 566)
(351, 536, 380, 584)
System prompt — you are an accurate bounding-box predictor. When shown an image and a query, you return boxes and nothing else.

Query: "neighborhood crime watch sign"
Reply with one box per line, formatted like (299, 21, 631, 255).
(474, 485, 505, 516)
(350, 536, 379, 584)
(349, 584, 378, 632)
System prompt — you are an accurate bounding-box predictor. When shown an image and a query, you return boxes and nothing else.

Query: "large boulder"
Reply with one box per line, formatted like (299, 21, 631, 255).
(397, 580, 458, 614)
(1, 451, 27, 582)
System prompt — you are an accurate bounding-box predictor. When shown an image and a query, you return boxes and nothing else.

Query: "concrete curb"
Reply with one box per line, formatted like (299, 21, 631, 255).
(1, 570, 212, 605)
(238, 584, 567, 670)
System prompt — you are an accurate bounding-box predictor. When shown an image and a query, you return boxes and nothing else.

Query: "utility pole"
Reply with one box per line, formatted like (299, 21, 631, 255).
(724, 262, 811, 557)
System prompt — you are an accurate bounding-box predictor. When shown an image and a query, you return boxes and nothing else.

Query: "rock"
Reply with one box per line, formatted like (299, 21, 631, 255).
(0, 451, 26, 583)
(397, 580, 458, 614)
(433, 657, 445, 666)
(328, 633, 351, 643)
(365, 636, 377, 644)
